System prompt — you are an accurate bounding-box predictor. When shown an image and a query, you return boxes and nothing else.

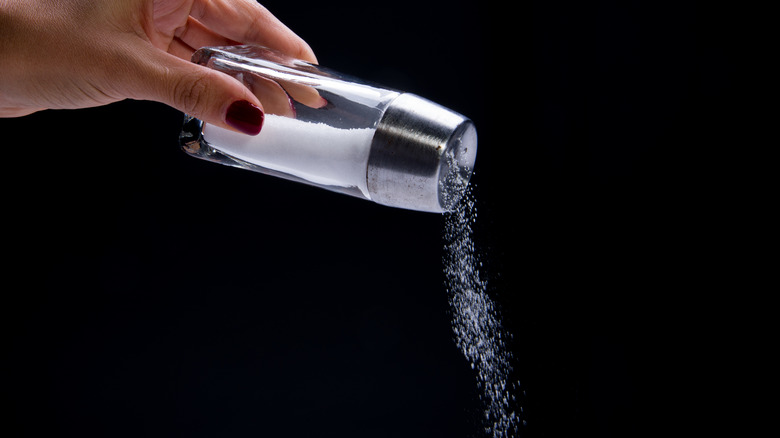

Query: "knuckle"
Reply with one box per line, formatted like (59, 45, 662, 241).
(172, 69, 212, 116)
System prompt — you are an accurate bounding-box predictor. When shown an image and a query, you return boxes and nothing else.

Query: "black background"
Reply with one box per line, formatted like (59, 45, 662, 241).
(3, 1, 755, 437)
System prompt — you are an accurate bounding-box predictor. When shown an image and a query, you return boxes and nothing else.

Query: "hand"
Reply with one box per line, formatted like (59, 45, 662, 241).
(196, 45, 328, 118)
(0, 0, 317, 134)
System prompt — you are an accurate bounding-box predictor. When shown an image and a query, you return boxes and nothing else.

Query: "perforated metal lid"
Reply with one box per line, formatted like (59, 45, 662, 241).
(366, 93, 478, 213)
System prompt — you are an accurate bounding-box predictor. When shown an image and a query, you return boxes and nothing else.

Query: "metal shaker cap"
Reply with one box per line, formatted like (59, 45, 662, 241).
(366, 93, 478, 213)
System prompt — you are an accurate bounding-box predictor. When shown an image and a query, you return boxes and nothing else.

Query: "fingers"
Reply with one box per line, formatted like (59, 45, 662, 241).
(173, 16, 237, 55)
(244, 75, 296, 117)
(130, 46, 264, 135)
(126, 0, 319, 135)
(190, 0, 317, 63)
(275, 78, 328, 110)
(166, 37, 196, 61)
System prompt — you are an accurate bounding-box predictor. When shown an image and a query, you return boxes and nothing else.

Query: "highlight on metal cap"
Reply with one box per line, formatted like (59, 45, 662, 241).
(366, 93, 478, 213)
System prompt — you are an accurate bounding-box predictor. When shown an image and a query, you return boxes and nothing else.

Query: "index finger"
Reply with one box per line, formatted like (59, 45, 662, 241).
(190, 0, 317, 63)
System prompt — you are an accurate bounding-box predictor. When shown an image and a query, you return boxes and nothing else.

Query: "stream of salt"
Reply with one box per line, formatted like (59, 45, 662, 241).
(443, 182, 521, 437)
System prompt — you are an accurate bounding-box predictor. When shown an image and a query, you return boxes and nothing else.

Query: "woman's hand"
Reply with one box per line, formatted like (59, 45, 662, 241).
(0, 0, 317, 134)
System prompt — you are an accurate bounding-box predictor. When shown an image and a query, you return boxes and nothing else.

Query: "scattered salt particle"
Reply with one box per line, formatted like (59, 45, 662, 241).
(443, 179, 521, 437)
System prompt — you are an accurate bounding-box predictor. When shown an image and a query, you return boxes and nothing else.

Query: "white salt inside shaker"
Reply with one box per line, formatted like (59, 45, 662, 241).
(202, 115, 376, 197)
(180, 45, 477, 213)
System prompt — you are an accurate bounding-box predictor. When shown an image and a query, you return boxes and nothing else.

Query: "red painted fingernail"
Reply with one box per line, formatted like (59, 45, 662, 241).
(226, 100, 264, 135)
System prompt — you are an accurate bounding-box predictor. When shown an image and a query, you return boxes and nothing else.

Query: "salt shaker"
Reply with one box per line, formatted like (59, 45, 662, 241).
(179, 45, 477, 213)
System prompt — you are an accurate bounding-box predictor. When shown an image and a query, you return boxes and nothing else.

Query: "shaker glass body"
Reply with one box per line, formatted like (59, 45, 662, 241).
(180, 45, 476, 213)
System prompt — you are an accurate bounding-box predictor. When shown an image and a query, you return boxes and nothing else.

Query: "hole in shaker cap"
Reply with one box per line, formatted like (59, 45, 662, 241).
(439, 122, 478, 212)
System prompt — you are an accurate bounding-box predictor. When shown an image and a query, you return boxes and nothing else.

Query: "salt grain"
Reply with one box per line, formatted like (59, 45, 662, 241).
(443, 179, 520, 437)
(203, 114, 375, 197)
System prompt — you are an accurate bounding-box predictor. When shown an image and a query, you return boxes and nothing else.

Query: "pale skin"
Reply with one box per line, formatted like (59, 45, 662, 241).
(0, 0, 317, 134)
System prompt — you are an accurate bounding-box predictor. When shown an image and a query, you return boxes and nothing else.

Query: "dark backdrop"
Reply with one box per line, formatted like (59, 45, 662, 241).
(3, 1, 750, 437)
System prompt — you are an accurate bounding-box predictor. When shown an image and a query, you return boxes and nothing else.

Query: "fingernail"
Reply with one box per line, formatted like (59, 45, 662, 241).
(226, 100, 264, 135)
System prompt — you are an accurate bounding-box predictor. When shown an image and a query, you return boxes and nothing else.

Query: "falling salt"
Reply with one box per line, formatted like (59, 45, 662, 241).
(443, 175, 521, 437)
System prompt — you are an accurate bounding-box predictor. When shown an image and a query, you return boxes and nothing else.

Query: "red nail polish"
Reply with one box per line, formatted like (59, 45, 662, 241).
(226, 100, 264, 135)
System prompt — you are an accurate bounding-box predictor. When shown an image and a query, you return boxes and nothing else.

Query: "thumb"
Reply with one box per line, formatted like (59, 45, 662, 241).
(131, 48, 264, 135)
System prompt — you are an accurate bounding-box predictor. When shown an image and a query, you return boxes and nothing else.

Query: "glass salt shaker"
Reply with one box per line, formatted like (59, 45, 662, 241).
(179, 45, 477, 213)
